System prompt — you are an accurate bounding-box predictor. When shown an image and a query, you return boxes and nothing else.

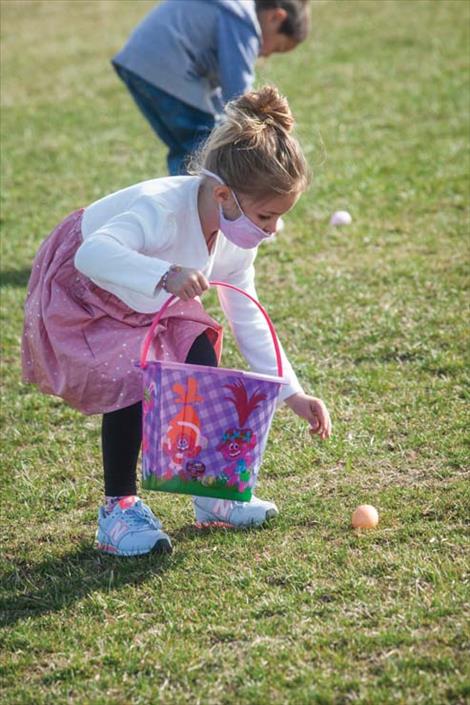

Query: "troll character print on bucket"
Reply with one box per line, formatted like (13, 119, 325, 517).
(217, 380, 267, 492)
(162, 377, 207, 480)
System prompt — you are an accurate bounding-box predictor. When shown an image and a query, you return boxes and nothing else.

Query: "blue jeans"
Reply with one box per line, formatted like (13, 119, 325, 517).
(114, 64, 215, 176)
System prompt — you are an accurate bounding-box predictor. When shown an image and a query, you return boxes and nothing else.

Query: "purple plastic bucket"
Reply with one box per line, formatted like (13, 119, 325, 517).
(139, 282, 286, 502)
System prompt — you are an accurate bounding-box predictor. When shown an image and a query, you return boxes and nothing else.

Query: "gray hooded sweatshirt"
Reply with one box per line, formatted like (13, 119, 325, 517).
(113, 0, 262, 116)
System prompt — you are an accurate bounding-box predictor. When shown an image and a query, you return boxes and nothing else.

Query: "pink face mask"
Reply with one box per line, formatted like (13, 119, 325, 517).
(201, 169, 274, 249)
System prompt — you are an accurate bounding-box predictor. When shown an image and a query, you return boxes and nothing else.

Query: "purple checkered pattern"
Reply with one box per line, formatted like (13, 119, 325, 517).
(142, 361, 281, 487)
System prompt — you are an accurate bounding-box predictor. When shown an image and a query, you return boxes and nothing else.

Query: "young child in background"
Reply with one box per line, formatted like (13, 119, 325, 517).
(22, 85, 331, 557)
(112, 0, 310, 175)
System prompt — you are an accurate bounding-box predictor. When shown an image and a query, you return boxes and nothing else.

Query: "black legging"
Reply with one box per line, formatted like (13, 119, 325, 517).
(102, 332, 218, 497)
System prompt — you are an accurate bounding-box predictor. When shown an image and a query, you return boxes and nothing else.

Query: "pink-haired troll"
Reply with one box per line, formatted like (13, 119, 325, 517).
(217, 380, 266, 491)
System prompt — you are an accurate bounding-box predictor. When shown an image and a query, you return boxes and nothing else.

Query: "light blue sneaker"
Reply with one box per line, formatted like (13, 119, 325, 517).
(95, 496, 172, 556)
(193, 495, 279, 528)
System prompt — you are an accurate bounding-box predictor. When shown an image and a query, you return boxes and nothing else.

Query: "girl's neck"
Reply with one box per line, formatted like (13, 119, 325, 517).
(197, 179, 219, 250)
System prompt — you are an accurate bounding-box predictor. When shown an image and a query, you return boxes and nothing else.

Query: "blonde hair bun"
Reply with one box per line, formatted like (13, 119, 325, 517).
(232, 85, 294, 135)
(189, 84, 310, 197)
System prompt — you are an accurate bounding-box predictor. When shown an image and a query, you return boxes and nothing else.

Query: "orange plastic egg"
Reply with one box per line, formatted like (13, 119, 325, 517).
(351, 504, 379, 529)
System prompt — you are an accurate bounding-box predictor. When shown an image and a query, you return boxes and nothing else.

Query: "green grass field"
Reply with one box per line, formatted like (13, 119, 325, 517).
(1, 1, 469, 703)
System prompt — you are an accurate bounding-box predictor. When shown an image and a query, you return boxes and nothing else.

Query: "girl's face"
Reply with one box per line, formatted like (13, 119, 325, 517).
(223, 189, 300, 234)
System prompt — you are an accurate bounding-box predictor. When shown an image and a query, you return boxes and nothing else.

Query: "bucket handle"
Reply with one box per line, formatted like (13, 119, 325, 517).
(140, 280, 283, 377)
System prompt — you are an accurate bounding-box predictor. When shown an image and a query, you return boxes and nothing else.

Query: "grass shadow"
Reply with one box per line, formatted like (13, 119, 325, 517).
(1, 523, 267, 628)
(0, 267, 32, 288)
(171, 514, 282, 538)
(0, 541, 183, 628)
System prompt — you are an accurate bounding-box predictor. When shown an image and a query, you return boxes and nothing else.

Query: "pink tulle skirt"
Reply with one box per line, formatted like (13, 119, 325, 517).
(21, 209, 222, 415)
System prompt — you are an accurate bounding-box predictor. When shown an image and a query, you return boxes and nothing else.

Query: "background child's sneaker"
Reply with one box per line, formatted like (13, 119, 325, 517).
(95, 496, 172, 556)
(193, 496, 278, 528)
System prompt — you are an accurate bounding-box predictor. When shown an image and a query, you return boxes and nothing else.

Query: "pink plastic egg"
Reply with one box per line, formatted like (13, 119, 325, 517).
(330, 210, 352, 226)
(351, 504, 379, 529)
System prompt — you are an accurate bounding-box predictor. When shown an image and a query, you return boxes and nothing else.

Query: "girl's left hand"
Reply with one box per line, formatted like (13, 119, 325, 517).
(284, 392, 332, 440)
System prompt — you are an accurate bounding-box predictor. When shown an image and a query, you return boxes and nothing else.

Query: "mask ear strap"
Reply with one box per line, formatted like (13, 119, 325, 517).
(200, 168, 224, 185)
(201, 168, 244, 216)
(230, 190, 244, 214)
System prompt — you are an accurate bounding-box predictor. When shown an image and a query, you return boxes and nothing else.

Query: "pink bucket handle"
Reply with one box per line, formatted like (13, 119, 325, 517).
(140, 280, 283, 377)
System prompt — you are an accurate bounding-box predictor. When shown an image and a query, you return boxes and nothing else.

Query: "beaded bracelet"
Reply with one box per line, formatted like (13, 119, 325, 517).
(160, 265, 182, 292)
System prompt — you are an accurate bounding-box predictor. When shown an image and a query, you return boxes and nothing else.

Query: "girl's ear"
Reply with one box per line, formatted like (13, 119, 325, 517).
(213, 185, 232, 205)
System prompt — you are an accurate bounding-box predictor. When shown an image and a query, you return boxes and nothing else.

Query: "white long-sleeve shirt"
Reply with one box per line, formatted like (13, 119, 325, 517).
(76, 176, 303, 402)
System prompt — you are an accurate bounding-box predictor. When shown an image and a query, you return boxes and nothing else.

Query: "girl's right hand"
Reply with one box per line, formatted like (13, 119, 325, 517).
(284, 392, 332, 440)
(163, 266, 210, 301)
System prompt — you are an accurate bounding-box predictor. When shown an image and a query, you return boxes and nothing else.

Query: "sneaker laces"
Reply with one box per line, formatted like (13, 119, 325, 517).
(141, 504, 162, 528)
(122, 505, 159, 531)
